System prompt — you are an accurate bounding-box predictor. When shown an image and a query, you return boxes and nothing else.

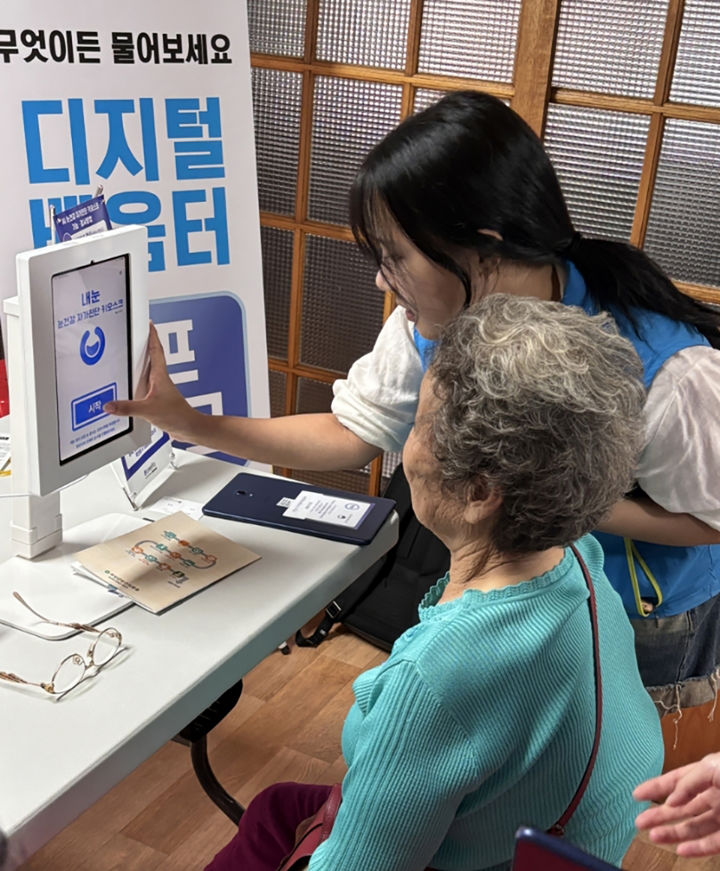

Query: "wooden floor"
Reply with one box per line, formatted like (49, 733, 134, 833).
(19, 625, 720, 871)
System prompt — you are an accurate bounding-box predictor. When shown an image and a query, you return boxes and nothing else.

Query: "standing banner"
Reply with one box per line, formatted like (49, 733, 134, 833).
(0, 2, 269, 464)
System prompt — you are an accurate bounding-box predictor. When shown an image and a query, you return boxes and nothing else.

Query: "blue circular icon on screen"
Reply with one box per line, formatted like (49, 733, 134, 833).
(79, 327, 106, 365)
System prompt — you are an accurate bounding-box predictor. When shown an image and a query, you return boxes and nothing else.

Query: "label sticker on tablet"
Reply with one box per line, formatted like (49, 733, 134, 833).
(283, 491, 373, 529)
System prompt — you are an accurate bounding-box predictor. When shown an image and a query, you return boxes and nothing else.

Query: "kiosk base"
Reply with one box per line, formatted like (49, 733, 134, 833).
(10, 491, 63, 559)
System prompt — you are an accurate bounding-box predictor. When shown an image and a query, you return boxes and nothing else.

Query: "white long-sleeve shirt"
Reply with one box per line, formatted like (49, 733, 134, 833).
(332, 306, 720, 530)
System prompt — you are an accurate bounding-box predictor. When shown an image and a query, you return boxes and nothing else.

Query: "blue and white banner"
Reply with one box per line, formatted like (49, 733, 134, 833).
(1, 2, 269, 460)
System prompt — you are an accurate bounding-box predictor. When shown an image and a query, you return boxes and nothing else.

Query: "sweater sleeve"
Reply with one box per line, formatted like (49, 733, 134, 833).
(308, 660, 480, 871)
(331, 307, 423, 453)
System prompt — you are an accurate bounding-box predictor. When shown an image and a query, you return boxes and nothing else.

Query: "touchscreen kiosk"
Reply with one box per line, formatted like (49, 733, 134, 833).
(3, 225, 151, 559)
(54, 255, 133, 466)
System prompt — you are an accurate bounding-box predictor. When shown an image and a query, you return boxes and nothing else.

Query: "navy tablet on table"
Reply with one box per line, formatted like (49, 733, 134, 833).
(202, 472, 396, 545)
(512, 828, 622, 870)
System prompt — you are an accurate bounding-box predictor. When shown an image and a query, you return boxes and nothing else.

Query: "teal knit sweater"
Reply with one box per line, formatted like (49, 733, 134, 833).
(309, 534, 663, 871)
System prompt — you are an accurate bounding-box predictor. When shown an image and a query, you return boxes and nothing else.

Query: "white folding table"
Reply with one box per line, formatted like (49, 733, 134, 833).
(0, 451, 397, 869)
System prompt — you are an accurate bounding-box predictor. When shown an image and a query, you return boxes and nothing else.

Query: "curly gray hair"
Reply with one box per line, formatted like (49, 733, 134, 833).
(428, 294, 646, 553)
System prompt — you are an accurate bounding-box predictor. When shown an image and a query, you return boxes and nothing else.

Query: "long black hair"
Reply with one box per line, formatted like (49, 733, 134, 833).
(349, 90, 720, 348)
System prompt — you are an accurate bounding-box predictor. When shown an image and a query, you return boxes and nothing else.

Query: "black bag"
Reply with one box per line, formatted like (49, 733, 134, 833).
(295, 463, 450, 652)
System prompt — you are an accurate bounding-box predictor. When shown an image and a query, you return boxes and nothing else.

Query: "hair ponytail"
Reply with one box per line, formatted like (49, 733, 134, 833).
(351, 89, 720, 349)
(567, 234, 720, 349)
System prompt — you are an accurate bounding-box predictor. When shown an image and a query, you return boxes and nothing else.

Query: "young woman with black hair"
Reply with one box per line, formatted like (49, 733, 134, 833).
(107, 90, 720, 728)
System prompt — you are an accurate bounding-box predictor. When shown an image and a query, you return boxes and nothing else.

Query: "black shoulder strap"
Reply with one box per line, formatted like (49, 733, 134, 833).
(547, 544, 603, 837)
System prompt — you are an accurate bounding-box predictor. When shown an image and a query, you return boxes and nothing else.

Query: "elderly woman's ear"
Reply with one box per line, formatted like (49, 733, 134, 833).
(462, 483, 502, 526)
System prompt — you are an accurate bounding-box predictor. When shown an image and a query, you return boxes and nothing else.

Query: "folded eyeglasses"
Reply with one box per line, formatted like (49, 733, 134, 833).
(0, 592, 123, 696)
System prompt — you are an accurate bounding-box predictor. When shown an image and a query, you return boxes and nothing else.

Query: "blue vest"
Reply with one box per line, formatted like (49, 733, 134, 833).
(412, 272, 719, 618)
(413, 326, 437, 373)
(563, 261, 720, 618)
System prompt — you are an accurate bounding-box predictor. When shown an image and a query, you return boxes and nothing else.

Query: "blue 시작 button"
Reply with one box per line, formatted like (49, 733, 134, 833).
(71, 383, 117, 430)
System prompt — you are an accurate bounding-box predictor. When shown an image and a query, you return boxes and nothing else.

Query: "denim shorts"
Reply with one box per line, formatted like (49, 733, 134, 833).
(631, 590, 720, 713)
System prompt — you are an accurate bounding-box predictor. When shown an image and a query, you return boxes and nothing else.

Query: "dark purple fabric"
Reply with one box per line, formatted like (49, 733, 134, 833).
(203, 782, 333, 871)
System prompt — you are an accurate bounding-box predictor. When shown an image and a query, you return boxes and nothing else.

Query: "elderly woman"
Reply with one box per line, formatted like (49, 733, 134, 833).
(205, 295, 663, 871)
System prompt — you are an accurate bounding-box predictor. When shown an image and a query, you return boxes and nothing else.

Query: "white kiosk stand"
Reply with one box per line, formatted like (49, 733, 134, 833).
(0, 226, 152, 638)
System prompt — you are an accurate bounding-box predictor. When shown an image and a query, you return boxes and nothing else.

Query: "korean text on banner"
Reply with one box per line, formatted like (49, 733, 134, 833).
(0, 3, 269, 448)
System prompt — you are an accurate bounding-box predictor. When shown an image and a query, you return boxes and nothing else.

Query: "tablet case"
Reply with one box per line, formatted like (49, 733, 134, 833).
(202, 473, 396, 545)
(512, 828, 621, 871)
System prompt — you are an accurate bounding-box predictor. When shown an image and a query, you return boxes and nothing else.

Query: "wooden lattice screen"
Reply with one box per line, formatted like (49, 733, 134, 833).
(249, 0, 720, 494)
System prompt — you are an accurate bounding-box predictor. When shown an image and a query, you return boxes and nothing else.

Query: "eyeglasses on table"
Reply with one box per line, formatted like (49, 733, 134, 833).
(0, 592, 123, 696)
